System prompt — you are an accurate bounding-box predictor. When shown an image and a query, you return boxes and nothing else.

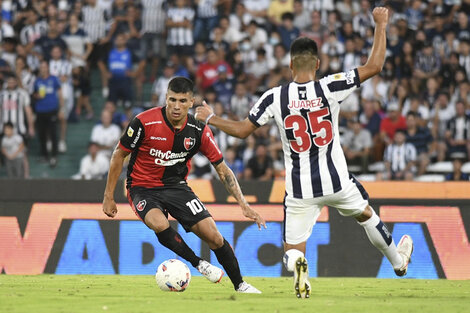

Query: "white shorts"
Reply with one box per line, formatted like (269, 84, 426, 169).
(284, 176, 369, 245)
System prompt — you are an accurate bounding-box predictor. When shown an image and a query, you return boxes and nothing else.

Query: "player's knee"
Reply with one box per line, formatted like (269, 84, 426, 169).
(208, 232, 224, 249)
(355, 205, 373, 223)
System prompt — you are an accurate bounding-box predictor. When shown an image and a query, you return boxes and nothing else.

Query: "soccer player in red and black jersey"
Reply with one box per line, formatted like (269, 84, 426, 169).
(102, 77, 265, 293)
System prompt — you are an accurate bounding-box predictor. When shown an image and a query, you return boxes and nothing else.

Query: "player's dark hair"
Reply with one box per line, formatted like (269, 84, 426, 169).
(290, 37, 319, 71)
(290, 37, 318, 58)
(168, 77, 194, 94)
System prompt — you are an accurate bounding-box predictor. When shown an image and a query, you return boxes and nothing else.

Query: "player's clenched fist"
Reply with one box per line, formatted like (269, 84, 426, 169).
(194, 101, 213, 123)
(372, 7, 389, 25)
(103, 197, 118, 218)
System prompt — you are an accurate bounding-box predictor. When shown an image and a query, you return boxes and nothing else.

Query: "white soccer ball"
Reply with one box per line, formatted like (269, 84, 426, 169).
(155, 259, 191, 292)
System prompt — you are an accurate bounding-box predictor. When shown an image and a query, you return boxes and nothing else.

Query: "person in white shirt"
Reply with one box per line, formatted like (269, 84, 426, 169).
(90, 109, 121, 159)
(77, 141, 110, 179)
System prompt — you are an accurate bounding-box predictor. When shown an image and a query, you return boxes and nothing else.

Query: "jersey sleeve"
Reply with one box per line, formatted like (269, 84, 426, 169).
(199, 125, 223, 165)
(119, 117, 145, 152)
(248, 89, 276, 127)
(321, 68, 360, 103)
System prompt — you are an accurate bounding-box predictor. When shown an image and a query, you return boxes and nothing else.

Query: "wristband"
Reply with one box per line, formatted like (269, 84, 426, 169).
(205, 113, 215, 125)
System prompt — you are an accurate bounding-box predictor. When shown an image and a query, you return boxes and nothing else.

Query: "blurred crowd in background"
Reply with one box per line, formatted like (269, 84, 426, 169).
(0, 0, 469, 181)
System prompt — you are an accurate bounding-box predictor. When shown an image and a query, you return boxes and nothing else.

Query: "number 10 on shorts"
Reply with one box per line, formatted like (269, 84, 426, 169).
(186, 199, 206, 215)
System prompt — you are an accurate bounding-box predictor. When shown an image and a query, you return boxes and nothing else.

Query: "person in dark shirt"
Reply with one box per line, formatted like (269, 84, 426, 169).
(34, 19, 67, 61)
(405, 111, 434, 175)
(445, 156, 469, 181)
(244, 144, 274, 180)
(103, 77, 264, 293)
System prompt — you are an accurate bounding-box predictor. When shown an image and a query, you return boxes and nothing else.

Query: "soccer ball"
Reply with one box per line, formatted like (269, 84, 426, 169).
(155, 259, 191, 292)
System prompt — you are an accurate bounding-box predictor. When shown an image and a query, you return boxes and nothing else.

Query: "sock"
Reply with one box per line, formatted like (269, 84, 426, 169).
(283, 249, 305, 272)
(155, 227, 202, 268)
(212, 239, 243, 289)
(358, 208, 403, 269)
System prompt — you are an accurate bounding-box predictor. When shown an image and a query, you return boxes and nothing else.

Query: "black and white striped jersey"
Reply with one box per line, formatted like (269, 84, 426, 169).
(197, 0, 218, 18)
(166, 7, 194, 46)
(19, 70, 36, 95)
(0, 87, 31, 136)
(49, 59, 72, 80)
(140, 0, 167, 34)
(248, 69, 361, 199)
(384, 143, 417, 173)
(82, 5, 110, 43)
(19, 20, 48, 45)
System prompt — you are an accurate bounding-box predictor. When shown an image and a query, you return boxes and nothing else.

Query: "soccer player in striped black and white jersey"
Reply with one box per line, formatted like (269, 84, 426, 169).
(196, 7, 414, 298)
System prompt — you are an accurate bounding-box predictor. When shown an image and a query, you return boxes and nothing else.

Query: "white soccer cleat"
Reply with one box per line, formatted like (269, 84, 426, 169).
(294, 256, 311, 299)
(394, 235, 414, 277)
(236, 281, 262, 294)
(197, 260, 224, 283)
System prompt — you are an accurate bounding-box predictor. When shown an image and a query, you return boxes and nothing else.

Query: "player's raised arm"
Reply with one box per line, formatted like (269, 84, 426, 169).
(357, 7, 389, 83)
(213, 161, 266, 230)
(195, 101, 257, 139)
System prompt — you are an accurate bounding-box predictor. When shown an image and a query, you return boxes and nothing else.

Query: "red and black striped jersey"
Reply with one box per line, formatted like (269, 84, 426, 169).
(120, 106, 223, 188)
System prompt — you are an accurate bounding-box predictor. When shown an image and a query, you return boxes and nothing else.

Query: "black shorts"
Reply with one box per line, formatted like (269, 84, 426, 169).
(128, 185, 212, 232)
(108, 77, 133, 109)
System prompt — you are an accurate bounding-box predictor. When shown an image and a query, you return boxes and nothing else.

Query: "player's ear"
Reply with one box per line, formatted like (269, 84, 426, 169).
(289, 59, 293, 70)
(316, 58, 320, 70)
(189, 96, 195, 108)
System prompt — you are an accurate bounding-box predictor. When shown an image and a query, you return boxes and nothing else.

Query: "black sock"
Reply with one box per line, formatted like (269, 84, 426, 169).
(212, 239, 243, 289)
(155, 227, 201, 268)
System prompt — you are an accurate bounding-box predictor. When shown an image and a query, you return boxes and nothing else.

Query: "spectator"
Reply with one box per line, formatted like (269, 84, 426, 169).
(244, 144, 274, 180)
(151, 63, 175, 107)
(49, 45, 73, 153)
(440, 52, 465, 89)
(82, 0, 114, 97)
(224, 145, 244, 180)
(14, 56, 35, 95)
(140, 0, 167, 82)
(194, 0, 219, 42)
(277, 12, 300, 51)
(301, 10, 328, 48)
(196, 48, 232, 91)
(246, 48, 270, 92)
(103, 101, 128, 130)
(336, 0, 360, 23)
(19, 9, 48, 52)
(242, 0, 270, 26)
(445, 101, 470, 160)
(62, 13, 93, 69)
(413, 42, 441, 82)
(90, 109, 121, 159)
(230, 82, 255, 119)
(380, 102, 407, 146)
(405, 0, 424, 31)
(106, 34, 142, 117)
(1, 122, 25, 178)
(445, 155, 469, 181)
(342, 118, 372, 173)
(352, 0, 374, 37)
(454, 11, 470, 42)
(212, 65, 235, 106)
(292, 0, 310, 31)
(34, 19, 68, 61)
(245, 20, 268, 49)
(268, 0, 294, 26)
(219, 15, 244, 44)
(377, 129, 417, 181)
(166, 0, 195, 60)
(76, 141, 109, 179)
(459, 40, 470, 78)
(405, 111, 434, 175)
(33, 61, 63, 167)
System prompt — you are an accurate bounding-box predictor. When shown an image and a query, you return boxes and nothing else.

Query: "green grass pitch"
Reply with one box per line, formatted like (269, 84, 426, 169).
(1, 276, 469, 313)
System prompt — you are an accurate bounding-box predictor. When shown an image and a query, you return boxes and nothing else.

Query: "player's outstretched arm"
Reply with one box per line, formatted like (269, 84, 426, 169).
(103, 145, 130, 218)
(357, 7, 389, 83)
(214, 161, 267, 229)
(195, 101, 257, 139)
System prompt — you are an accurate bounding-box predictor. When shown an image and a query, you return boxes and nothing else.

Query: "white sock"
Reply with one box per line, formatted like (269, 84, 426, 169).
(358, 208, 403, 269)
(283, 249, 305, 272)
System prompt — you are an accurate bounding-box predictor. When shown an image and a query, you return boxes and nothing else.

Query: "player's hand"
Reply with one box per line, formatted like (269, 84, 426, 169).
(194, 101, 214, 123)
(241, 205, 267, 230)
(103, 197, 118, 218)
(372, 7, 389, 26)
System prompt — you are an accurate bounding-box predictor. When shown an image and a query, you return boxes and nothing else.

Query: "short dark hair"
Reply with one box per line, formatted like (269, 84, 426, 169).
(290, 37, 318, 58)
(3, 121, 14, 129)
(168, 77, 194, 94)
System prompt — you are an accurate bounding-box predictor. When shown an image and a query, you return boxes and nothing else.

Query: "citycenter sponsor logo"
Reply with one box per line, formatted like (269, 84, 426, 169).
(288, 97, 322, 109)
(149, 149, 189, 166)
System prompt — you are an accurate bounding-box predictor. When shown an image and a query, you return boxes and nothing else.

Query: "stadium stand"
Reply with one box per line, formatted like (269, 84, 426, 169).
(0, 0, 469, 181)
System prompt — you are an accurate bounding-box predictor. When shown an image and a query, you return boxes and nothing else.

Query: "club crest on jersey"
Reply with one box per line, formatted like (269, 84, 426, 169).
(184, 137, 196, 151)
(136, 200, 146, 212)
(127, 127, 134, 137)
